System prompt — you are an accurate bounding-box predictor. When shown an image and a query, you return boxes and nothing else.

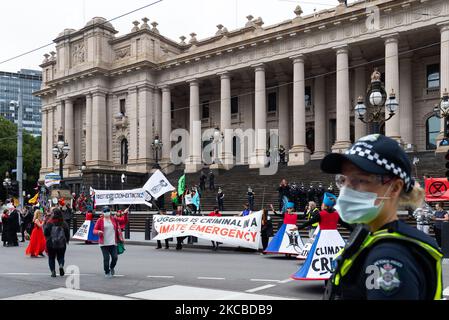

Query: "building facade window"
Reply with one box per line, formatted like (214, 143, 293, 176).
(119, 99, 126, 115)
(427, 64, 440, 89)
(426, 116, 441, 150)
(231, 97, 239, 114)
(120, 138, 129, 165)
(202, 100, 210, 119)
(268, 92, 277, 113)
(171, 102, 175, 119)
(305, 86, 312, 108)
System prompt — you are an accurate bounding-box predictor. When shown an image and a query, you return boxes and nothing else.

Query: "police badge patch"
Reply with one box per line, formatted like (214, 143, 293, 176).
(374, 259, 402, 294)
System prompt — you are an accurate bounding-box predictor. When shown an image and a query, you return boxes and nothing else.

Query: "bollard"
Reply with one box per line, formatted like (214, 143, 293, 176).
(145, 217, 152, 241)
(72, 217, 77, 236)
(125, 222, 130, 240)
(442, 222, 449, 258)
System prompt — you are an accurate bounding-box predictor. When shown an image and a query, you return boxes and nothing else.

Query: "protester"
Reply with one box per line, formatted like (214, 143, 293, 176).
(20, 207, 33, 242)
(115, 207, 129, 230)
(279, 145, 286, 164)
(26, 210, 47, 258)
(7, 208, 20, 247)
(277, 179, 290, 212)
(170, 191, 179, 210)
(320, 134, 442, 300)
(208, 207, 222, 251)
(62, 203, 73, 232)
(413, 202, 433, 235)
(156, 209, 171, 249)
(43, 208, 70, 277)
(93, 206, 123, 278)
(173, 206, 186, 250)
(240, 203, 251, 217)
(199, 171, 207, 192)
(209, 171, 215, 191)
(433, 203, 449, 248)
(260, 209, 273, 253)
(265, 202, 304, 256)
(247, 187, 255, 211)
(1, 209, 9, 247)
(216, 188, 224, 212)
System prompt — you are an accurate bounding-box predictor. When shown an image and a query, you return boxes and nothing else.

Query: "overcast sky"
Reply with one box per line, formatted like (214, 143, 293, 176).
(0, 0, 343, 73)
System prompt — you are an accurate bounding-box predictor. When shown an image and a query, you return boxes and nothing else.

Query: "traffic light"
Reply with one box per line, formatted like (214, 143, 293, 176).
(446, 150, 449, 181)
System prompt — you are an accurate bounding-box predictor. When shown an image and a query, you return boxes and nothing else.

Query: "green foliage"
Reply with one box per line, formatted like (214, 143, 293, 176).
(0, 116, 41, 199)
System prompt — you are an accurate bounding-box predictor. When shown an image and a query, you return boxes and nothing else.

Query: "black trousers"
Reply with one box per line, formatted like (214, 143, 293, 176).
(435, 228, 442, 248)
(157, 239, 170, 248)
(262, 235, 269, 251)
(176, 237, 186, 249)
(47, 246, 66, 272)
(100, 245, 118, 274)
(7, 229, 18, 246)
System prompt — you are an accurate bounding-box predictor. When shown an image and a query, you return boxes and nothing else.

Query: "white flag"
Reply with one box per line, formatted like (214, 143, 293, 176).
(143, 170, 175, 199)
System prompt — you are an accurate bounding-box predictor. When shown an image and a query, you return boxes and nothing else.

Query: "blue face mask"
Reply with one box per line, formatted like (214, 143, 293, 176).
(335, 186, 391, 224)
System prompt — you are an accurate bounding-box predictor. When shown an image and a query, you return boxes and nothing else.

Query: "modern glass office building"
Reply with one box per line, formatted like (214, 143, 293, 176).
(0, 69, 42, 136)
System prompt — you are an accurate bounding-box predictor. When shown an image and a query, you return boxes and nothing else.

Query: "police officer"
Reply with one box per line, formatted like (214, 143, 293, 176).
(322, 134, 443, 300)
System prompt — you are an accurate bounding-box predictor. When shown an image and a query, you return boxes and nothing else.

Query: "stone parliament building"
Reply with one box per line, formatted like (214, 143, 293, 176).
(35, 0, 449, 192)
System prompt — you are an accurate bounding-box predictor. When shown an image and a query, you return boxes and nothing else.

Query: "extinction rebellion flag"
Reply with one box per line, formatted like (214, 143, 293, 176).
(425, 178, 449, 202)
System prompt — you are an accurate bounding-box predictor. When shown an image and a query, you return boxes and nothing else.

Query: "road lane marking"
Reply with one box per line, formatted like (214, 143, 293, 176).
(245, 284, 277, 293)
(250, 279, 281, 283)
(197, 277, 226, 280)
(147, 275, 175, 279)
(279, 278, 294, 284)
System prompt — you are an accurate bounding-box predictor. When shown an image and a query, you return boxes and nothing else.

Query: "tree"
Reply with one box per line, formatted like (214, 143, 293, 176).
(0, 117, 41, 201)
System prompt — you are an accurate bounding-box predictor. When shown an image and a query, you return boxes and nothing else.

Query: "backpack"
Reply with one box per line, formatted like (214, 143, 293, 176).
(51, 225, 66, 249)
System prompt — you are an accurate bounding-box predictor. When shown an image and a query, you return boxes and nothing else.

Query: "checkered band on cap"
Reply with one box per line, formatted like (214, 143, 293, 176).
(345, 146, 413, 192)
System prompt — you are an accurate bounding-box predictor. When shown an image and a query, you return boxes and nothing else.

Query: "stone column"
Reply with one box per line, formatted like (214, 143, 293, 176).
(154, 88, 162, 143)
(219, 72, 233, 169)
(128, 87, 138, 164)
(332, 46, 352, 153)
(161, 86, 172, 166)
(251, 64, 267, 168)
(91, 92, 108, 164)
(289, 55, 310, 165)
(353, 64, 368, 140)
(85, 93, 92, 163)
(400, 57, 414, 150)
(64, 99, 74, 167)
(384, 34, 401, 142)
(138, 86, 153, 166)
(47, 107, 54, 170)
(311, 75, 327, 159)
(55, 100, 64, 136)
(185, 80, 202, 173)
(278, 80, 290, 152)
(437, 24, 449, 152)
(41, 110, 48, 169)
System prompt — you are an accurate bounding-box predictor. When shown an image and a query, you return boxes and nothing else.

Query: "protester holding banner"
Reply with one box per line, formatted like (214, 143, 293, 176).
(319, 134, 443, 300)
(433, 203, 448, 248)
(208, 207, 222, 251)
(156, 209, 171, 250)
(260, 209, 273, 253)
(1, 209, 9, 247)
(93, 207, 124, 278)
(25, 210, 47, 258)
(43, 209, 70, 278)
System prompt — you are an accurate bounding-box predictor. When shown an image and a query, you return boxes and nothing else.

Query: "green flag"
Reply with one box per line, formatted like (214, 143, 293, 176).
(178, 174, 186, 196)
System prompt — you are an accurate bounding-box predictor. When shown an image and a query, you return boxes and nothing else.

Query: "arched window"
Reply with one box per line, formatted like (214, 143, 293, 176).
(426, 116, 441, 150)
(121, 139, 128, 165)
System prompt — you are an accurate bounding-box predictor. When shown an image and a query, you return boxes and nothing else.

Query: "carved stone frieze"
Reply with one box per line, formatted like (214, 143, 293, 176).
(71, 41, 86, 66)
(115, 46, 131, 60)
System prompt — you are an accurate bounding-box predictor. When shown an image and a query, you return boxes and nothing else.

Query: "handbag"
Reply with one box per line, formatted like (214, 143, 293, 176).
(117, 242, 125, 255)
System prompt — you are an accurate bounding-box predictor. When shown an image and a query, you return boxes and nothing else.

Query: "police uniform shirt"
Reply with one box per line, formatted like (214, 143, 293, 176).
(338, 220, 438, 300)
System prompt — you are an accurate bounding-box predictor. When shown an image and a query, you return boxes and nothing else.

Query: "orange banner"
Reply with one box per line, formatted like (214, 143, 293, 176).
(425, 178, 449, 202)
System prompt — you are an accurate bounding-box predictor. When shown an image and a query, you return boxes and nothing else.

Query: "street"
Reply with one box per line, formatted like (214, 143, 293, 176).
(0, 242, 325, 300)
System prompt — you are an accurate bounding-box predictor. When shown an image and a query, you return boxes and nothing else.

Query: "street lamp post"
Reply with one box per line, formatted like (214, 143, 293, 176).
(354, 69, 399, 133)
(151, 135, 163, 169)
(10, 85, 23, 208)
(433, 88, 449, 146)
(3, 172, 12, 200)
(79, 162, 87, 193)
(52, 127, 70, 188)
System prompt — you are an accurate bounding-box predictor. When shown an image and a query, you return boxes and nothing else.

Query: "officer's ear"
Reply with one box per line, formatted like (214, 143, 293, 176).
(390, 178, 404, 198)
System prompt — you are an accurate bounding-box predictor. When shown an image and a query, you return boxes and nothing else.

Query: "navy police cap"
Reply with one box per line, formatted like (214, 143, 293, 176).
(321, 134, 414, 193)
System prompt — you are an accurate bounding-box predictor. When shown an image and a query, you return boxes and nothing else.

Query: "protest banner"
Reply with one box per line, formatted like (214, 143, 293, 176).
(425, 178, 449, 202)
(92, 188, 153, 207)
(151, 211, 263, 250)
(45, 173, 61, 188)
